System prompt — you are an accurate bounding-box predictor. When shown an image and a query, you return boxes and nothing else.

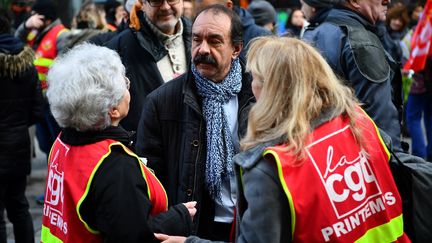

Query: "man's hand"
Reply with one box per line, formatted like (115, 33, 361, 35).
(154, 233, 187, 243)
(182, 201, 197, 219)
(25, 14, 45, 29)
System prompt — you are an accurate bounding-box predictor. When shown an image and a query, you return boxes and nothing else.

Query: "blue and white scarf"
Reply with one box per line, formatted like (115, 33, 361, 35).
(192, 58, 242, 200)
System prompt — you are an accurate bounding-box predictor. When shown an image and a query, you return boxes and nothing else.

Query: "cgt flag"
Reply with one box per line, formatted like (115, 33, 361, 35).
(403, 0, 432, 72)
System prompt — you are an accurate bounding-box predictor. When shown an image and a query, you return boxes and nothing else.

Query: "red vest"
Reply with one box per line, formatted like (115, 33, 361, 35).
(106, 23, 117, 32)
(41, 138, 168, 243)
(264, 110, 410, 242)
(27, 24, 67, 93)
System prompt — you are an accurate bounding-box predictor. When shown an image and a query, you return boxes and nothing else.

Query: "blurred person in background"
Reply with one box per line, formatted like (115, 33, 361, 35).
(58, 1, 108, 53)
(381, 5, 409, 63)
(183, 0, 194, 19)
(15, 0, 69, 205)
(247, 0, 278, 32)
(407, 2, 424, 29)
(10, 0, 32, 31)
(400, 2, 432, 161)
(194, 0, 272, 60)
(0, 8, 43, 243)
(283, 7, 306, 37)
(42, 43, 196, 243)
(104, 0, 127, 31)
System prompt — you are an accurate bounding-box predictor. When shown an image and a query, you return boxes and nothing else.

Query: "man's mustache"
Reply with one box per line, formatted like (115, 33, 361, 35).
(193, 54, 217, 66)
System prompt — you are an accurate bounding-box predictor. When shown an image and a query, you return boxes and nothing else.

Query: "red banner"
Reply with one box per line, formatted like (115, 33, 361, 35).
(403, 0, 432, 72)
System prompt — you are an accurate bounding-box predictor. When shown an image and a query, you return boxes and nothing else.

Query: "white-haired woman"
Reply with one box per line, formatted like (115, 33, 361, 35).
(42, 43, 196, 243)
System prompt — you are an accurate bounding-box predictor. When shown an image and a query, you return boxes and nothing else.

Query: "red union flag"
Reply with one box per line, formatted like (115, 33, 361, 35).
(403, 0, 432, 72)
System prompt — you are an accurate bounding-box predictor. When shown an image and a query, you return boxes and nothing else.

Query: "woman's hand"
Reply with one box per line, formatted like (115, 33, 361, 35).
(154, 233, 186, 243)
(182, 201, 197, 219)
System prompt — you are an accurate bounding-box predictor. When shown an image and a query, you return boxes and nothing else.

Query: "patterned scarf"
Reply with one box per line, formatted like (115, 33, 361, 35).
(192, 58, 242, 200)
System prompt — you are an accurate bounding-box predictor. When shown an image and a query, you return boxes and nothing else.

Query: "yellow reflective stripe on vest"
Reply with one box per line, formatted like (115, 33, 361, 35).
(38, 73, 46, 81)
(355, 214, 404, 243)
(358, 108, 391, 160)
(57, 29, 69, 37)
(120, 143, 169, 209)
(34, 57, 54, 68)
(263, 149, 296, 238)
(41, 225, 63, 243)
(75, 143, 116, 235)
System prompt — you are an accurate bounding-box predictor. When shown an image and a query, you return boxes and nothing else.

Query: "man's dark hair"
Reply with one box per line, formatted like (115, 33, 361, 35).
(0, 8, 12, 34)
(195, 4, 243, 46)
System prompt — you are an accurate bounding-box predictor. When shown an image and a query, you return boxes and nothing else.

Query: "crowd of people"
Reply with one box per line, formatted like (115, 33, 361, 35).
(0, 0, 430, 242)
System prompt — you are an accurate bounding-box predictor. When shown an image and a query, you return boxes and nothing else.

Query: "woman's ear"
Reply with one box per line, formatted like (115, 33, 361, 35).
(108, 107, 120, 120)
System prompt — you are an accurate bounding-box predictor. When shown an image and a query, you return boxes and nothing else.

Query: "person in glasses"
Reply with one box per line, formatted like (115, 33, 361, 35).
(41, 43, 196, 243)
(107, 0, 191, 139)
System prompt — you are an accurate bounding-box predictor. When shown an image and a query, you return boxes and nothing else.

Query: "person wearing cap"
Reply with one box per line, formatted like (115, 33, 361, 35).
(106, 0, 191, 137)
(194, 0, 272, 60)
(247, 0, 277, 32)
(302, 0, 403, 151)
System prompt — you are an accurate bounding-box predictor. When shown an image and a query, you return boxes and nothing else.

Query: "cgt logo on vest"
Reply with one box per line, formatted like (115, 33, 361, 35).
(44, 148, 68, 234)
(307, 126, 395, 241)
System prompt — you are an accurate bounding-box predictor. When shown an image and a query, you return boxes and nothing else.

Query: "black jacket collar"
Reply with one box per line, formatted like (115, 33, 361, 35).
(60, 126, 135, 148)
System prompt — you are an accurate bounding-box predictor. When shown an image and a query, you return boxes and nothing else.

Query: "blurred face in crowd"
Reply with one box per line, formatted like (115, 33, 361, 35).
(192, 10, 241, 82)
(142, 0, 184, 35)
(115, 5, 127, 25)
(355, 0, 390, 24)
(300, 0, 315, 21)
(183, 0, 194, 19)
(389, 17, 403, 31)
(411, 6, 424, 21)
(291, 9, 305, 27)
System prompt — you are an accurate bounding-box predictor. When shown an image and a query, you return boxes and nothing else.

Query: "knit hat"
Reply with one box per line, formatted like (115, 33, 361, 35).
(302, 0, 338, 8)
(247, 0, 277, 26)
(32, 0, 57, 20)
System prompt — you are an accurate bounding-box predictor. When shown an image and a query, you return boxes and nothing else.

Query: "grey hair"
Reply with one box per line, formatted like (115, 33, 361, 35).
(46, 43, 126, 131)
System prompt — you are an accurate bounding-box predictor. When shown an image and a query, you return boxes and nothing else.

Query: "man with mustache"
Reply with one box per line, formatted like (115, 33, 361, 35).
(107, 0, 191, 138)
(302, 0, 403, 151)
(135, 4, 254, 241)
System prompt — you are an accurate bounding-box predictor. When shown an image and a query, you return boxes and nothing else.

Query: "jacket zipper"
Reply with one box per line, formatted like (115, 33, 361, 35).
(192, 118, 203, 200)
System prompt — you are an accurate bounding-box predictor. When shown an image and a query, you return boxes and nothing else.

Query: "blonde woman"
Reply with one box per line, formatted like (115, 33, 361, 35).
(156, 37, 409, 243)
(233, 36, 409, 242)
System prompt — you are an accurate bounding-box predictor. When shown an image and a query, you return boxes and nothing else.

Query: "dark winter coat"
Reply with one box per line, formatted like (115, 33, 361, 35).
(135, 63, 255, 238)
(0, 34, 44, 176)
(303, 7, 402, 150)
(235, 7, 272, 60)
(107, 15, 192, 135)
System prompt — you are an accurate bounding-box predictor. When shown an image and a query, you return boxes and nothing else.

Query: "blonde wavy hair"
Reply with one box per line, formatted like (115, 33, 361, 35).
(241, 37, 363, 160)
